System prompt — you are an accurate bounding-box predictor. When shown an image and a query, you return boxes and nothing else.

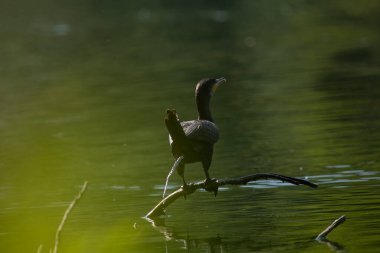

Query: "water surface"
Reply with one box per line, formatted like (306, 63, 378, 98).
(1, 1, 380, 252)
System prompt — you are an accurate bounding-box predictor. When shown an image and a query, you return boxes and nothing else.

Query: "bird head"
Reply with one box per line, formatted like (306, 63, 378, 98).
(195, 77, 226, 121)
(195, 77, 226, 97)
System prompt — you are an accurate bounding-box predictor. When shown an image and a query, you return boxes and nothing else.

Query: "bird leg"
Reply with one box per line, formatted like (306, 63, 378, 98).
(203, 168, 218, 197)
(204, 177, 219, 197)
(176, 161, 190, 199)
(202, 153, 218, 197)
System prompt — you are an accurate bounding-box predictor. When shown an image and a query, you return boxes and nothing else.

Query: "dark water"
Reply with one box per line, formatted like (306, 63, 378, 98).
(1, 1, 380, 252)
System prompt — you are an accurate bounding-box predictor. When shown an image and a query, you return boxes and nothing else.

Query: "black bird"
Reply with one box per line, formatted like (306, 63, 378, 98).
(165, 78, 226, 196)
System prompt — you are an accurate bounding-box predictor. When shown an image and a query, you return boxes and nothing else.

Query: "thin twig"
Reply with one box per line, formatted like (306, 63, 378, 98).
(51, 181, 88, 253)
(145, 173, 317, 218)
(316, 215, 346, 240)
(37, 244, 43, 253)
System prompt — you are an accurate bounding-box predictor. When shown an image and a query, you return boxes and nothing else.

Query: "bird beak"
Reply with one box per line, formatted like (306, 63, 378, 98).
(212, 77, 226, 94)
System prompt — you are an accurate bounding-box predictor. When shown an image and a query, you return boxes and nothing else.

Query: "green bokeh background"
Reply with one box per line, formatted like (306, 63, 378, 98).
(1, 1, 380, 252)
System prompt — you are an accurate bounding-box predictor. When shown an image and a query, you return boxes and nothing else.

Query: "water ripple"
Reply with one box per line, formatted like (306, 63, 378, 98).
(307, 169, 379, 187)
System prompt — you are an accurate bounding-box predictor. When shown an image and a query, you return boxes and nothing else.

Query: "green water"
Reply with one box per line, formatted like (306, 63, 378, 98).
(1, 1, 380, 252)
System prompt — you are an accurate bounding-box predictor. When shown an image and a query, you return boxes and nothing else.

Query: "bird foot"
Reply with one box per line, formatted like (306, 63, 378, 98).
(204, 178, 219, 197)
(181, 183, 191, 199)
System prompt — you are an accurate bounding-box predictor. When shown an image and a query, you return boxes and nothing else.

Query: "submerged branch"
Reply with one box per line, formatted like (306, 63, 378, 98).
(51, 181, 88, 253)
(37, 244, 43, 253)
(316, 215, 346, 241)
(145, 173, 317, 218)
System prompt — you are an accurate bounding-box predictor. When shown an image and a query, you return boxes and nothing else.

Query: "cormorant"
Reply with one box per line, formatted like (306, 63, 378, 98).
(165, 78, 226, 196)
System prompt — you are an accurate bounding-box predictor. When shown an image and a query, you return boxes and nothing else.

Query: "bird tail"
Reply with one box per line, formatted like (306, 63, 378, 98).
(165, 109, 187, 144)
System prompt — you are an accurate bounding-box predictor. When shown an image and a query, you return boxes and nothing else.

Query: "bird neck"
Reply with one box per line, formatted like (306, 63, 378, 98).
(196, 93, 213, 122)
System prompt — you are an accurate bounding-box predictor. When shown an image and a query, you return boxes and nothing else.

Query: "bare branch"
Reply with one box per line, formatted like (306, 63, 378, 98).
(316, 215, 346, 240)
(51, 181, 88, 253)
(145, 173, 317, 218)
(218, 173, 318, 188)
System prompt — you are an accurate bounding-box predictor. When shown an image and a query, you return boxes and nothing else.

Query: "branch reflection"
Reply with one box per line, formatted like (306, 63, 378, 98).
(144, 216, 225, 253)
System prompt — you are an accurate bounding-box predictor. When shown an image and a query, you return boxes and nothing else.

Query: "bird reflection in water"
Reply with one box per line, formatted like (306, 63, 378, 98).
(145, 217, 224, 253)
